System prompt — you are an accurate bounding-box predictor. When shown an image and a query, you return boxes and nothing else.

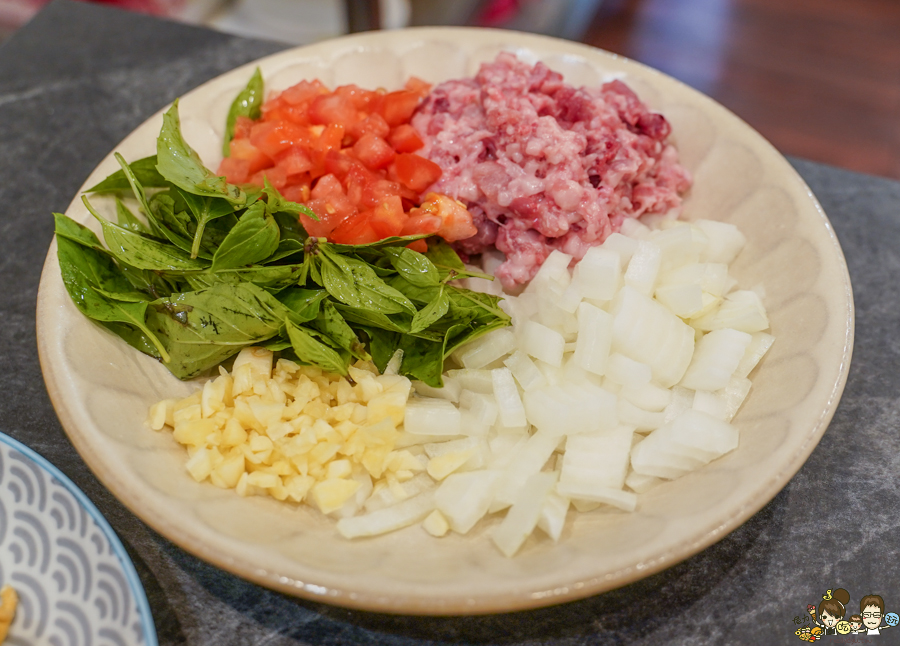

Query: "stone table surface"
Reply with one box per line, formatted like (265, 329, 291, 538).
(1, 1, 897, 644)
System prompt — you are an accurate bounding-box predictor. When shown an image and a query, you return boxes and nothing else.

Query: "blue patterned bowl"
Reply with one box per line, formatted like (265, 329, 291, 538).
(0, 433, 157, 644)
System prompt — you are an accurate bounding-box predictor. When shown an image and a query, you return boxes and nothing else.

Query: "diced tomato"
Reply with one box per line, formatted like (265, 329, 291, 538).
(411, 193, 477, 242)
(393, 153, 442, 193)
(369, 196, 406, 238)
(275, 147, 314, 176)
(352, 134, 396, 171)
(251, 164, 290, 190)
(249, 121, 309, 159)
(281, 79, 327, 106)
(330, 212, 381, 244)
(308, 93, 358, 128)
(379, 90, 421, 127)
(232, 115, 254, 140)
(281, 182, 311, 203)
(232, 76, 480, 248)
(348, 112, 390, 142)
(406, 239, 429, 253)
(335, 84, 380, 112)
(218, 157, 251, 184)
(229, 138, 272, 175)
(387, 124, 424, 153)
(404, 76, 432, 98)
(400, 212, 442, 236)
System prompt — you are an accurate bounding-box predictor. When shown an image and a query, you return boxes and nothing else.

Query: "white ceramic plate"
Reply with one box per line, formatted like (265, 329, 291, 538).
(36, 28, 853, 615)
(0, 432, 157, 643)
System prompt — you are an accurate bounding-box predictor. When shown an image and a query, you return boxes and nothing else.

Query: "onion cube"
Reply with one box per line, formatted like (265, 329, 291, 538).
(523, 384, 617, 436)
(491, 430, 559, 510)
(625, 469, 662, 493)
(692, 290, 769, 333)
(491, 471, 558, 557)
(492, 368, 527, 428)
(655, 284, 704, 318)
(573, 247, 621, 302)
(452, 327, 516, 369)
(337, 491, 435, 539)
(573, 302, 613, 375)
(519, 320, 566, 367)
(459, 390, 499, 427)
(735, 332, 775, 378)
(404, 398, 462, 436)
(692, 390, 727, 420)
(680, 328, 752, 392)
(719, 375, 752, 421)
(446, 369, 494, 394)
(561, 426, 634, 490)
(435, 470, 502, 534)
(606, 354, 652, 388)
(412, 376, 462, 403)
(555, 481, 637, 512)
(503, 350, 547, 392)
(537, 492, 570, 542)
(653, 224, 699, 272)
(610, 286, 695, 387)
(624, 240, 661, 296)
(695, 219, 746, 264)
(600, 232, 638, 264)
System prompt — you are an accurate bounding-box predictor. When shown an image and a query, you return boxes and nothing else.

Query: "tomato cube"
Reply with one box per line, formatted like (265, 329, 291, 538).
(393, 153, 442, 193)
(352, 133, 396, 171)
(379, 90, 421, 127)
(308, 93, 358, 128)
(387, 124, 424, 153)
(369, 196, 406, 238)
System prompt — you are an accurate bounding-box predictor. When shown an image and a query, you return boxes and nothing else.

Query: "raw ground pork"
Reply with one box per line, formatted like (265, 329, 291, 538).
(412, 52, 692, 289)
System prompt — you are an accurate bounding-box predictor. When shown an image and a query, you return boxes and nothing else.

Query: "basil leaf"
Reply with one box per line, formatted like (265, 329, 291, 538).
(114, 198, 148, 234)
(211, 201, 280, 271)
(179, 190, 237, 259)
(333, 303, 411, 334)
(100, 321, 163, 359)
(146, 282, 289, 379)
(410, 285, 449, 333)
(146, 193, 200, 255)
(310, 301, 368, 360)
(87, 155, 168, 193)
(319, 247, 416, 315)
(425, 238, 466, 274)
(54, 212, 105, 251)
(183, 264, 304, 292)
(398, 335, 446, 388)
(156, 100, 246, 205)
(278, 288, 328, 323)
(262, 178, 318, 221)
(285, 320, 350, 376)
(114, 152, 155, 222)
(83, 195, 209, 272)
(223, 67, 263, 157)
(357, 326, 400, 373)
(327, 233, 431, 254)
(57, 236, 170, 362)
(382, 246, 440, 287)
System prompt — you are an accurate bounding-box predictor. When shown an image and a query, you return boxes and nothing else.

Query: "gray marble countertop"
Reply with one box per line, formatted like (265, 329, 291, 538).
(2, 1, 898, 643)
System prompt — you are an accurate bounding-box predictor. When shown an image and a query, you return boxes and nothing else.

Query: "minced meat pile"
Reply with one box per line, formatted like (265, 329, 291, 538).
(411, 52, 692, 289)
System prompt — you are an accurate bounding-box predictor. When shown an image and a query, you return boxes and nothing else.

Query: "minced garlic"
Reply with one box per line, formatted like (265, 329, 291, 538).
(148, 347, 425, 516)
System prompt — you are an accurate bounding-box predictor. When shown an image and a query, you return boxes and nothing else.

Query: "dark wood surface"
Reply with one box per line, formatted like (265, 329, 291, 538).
(583, 0, 900, 180)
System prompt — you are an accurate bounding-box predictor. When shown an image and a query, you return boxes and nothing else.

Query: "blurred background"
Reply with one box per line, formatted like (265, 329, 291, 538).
(3, 0, 897, 181)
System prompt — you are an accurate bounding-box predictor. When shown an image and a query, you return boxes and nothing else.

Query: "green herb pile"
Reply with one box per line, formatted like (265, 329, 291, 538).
(54, 99, 509, 385)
